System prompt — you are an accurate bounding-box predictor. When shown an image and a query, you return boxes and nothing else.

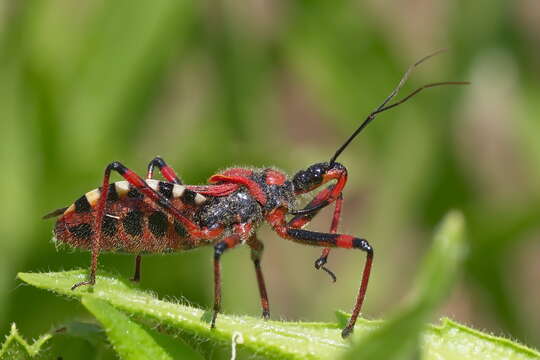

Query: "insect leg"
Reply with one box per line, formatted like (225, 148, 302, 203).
(71, 163, 117, 290)
(131, 254, 142, 282)
(246, 234, 270, 319)
(315, 193, 343, 282)
(129, 156, 181, 282)
(269, 208, 373, 338)
(212, 235, 242, 329)
(146, 156, 182, 184)
(289, 186, 344, 281)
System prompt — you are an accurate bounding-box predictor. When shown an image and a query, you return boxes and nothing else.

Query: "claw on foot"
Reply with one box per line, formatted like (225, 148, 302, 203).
(314, 256, 337, 283)
(70, 280, 94, 291)
(211, 310, 218, 329)
(341, 326, 353, 339)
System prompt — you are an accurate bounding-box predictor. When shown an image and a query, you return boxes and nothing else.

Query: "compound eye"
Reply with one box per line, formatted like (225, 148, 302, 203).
(311, 167, 323, 179)
(308, 163, 328, 181)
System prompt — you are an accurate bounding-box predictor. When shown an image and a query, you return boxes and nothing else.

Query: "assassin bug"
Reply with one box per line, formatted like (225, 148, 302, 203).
(44, 51, 467, 338)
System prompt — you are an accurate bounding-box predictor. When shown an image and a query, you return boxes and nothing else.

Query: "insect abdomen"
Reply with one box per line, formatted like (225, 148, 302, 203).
(52, 180, 206, 253)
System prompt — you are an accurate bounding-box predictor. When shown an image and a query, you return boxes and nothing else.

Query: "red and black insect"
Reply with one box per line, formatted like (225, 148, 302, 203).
(44, 51, 467, 338)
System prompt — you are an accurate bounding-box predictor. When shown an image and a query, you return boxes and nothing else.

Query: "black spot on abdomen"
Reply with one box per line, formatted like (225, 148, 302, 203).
(123, 210, 143, 236)
(158, 182, 173, 199)
(107, 184, 119, 201)
(174, 221, 187, 238)
(74, 195, 91, 213)
(148, 211, 168, 237)
(102, 215, 118, 237)
(69, 223, 93, 239)
(182, 189, 197, 205)
(127, 186, 143, 199)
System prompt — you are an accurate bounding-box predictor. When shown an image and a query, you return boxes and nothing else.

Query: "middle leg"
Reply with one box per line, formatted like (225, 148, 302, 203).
(247, 234, 270, 319)
(146, 156, 182, 184)
(130, 156, 183, 282)
(212, 235, 242, 328)
(211, 222, 254, 328)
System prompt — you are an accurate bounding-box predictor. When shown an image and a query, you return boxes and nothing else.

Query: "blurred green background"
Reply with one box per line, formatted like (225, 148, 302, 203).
(1, 0, 539, 357)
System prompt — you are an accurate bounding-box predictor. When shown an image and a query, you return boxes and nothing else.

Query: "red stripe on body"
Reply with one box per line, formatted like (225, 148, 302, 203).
(265, 170, 286, 185)
(187, 183, 240, 197)
(209, 174, 267, 205)
(220, 168, 253, 177)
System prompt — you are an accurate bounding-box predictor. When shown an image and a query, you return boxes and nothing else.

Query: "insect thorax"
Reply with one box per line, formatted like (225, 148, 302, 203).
(194, 168, 295, 231)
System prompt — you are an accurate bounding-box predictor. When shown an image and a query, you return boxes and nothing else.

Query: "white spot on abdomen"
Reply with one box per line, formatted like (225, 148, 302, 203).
(84, 188, 101, 206)
(145, 179, 159, 191)
(195, 193, 206, 205)
(172, 184, 186, 198)
(115, 181, 130, 196)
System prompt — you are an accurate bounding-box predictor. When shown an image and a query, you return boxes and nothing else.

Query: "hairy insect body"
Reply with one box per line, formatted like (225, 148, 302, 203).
(53, 168, 295, 253)
(54, 182, 202, 253)
(194, 188, 263, 230)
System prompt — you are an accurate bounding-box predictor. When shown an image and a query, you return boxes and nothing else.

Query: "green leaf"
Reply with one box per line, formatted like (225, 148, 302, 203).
(81, 296, 203, 360)
(424, 318, 539, 360)
(342, 211, 467, 360)
(0, 323, 52, 360)
(18, 270, 355, 359)
(18, 270, 540, 360)
(52, 321, 106, 348)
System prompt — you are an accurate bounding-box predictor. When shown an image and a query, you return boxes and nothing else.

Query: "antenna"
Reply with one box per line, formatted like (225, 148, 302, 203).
(329, 50, 469, 164)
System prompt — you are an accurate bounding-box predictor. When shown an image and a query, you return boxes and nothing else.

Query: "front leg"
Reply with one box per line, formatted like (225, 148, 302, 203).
(289, 163, 348, 280)
(289, 186, 344, 281)
(268, 207, 373, 338)
(315, 193, 343, 282)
